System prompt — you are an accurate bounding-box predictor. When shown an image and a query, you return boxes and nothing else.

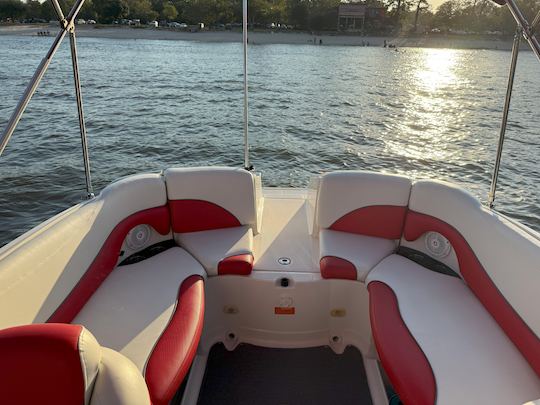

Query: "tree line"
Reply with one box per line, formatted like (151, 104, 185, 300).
(0, 0, 536, 33)
(0, 0, 341, 28)
(412, 0, 539, 34)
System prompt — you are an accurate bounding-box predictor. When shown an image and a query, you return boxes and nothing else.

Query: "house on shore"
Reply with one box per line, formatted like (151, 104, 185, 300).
(337, 2, 386, 33)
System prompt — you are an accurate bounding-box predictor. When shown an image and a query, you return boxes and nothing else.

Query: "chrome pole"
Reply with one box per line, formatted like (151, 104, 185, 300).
(0, 30, 68, 156)
(69, 28, 94, 198)
(504, 0, 540, 61)
(50, 0, 66, 24)
(488, 29, 521, 208)
(65, 0, 87, 23)
(532, 10, 540, 31)
(242, 0, 251, 170)
(0, 0, 87, 157)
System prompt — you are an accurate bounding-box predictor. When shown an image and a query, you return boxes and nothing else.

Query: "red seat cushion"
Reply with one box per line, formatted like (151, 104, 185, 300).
(368, 281, 436, 405)
(0, 324, 86, 405)
(329, 205, 408, 239)
(169, 200, 241, 233)
(145, 275, 205, 405)
(218, 254, 254, 275)
(320, 256, 357, 280)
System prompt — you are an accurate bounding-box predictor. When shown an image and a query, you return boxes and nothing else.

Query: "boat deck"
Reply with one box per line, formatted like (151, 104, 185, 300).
(254, 188, 319, 273)
(197, 344, 373, 405)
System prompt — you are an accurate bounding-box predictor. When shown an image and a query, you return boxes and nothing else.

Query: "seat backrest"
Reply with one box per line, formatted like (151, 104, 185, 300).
(316, 171, 412, 239)
(0, 323, 150, 405)
(164, 167, 259, 233)
(405, 180, 540, 378)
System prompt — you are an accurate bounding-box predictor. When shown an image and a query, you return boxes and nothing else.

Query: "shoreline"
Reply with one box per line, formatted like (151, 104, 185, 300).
(0, 24, 524, 51)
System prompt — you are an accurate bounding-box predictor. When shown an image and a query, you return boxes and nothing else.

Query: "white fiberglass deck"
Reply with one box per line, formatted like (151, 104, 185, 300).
(253, 188, 319, 273)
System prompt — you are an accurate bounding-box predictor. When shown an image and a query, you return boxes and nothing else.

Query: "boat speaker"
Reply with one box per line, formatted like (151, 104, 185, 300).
(126, 224, 151, 250)
(424, 232, 451, 258)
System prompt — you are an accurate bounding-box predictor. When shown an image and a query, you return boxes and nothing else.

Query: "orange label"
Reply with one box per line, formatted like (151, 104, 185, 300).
(274, 307, 295, 315)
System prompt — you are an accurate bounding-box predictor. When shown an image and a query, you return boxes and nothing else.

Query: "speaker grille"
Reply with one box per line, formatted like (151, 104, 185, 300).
(424, 232, 451, 258)
(126, 224, 151, 250)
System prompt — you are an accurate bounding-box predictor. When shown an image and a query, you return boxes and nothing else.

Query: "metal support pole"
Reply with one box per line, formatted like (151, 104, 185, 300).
(242, 0, 251, 170)
(488, 29, 521, 208)
(69, 28, 94, 198)
(532, 10, 540, 32)
(0, 0, 87, 157)
(0, 30, 68, 156)
(505, 0, 540, 61)
(51, 0, 66, 25)
(65, 0, 87, 23)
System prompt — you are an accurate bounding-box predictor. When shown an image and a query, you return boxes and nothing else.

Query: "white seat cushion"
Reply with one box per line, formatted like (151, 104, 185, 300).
(73, 247, 206, 372)
(164, 167, 258, 231)
(176, 225, 253, 276)
(366, 254, 540, 405)
(92, 347, 151, 405)
(319, 229, 396, 281)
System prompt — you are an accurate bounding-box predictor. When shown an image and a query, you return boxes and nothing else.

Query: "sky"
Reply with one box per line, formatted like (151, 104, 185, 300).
(429, 0, 446, 10)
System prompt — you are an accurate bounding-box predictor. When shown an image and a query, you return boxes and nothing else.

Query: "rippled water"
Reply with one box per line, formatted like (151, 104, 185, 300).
(1, 35, 540, 247)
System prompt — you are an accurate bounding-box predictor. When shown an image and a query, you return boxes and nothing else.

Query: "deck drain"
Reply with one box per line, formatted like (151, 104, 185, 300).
(278, 257, 291, 266)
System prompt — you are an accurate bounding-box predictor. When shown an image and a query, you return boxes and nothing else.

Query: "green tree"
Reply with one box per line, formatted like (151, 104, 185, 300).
(94, 0, 129, 23)
(0, 0, 26, 20)
(384, 0, 413, 28)
(161, 2, 178, 20)
(127, 0, 158, 21)
(413, 0, 428, 32)
(182, 0, 236, 25)
(25, 0, 41, 18)
(309, 0, 340, 30)
(434, 0, 459, 29)
(287, 0, 309, 28)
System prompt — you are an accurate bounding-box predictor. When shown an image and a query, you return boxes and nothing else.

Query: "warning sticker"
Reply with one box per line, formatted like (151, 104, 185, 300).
(274, 307, 295, 315)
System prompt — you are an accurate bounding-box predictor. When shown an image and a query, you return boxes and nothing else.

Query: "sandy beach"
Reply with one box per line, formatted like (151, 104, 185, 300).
(0, 23, 523, 51)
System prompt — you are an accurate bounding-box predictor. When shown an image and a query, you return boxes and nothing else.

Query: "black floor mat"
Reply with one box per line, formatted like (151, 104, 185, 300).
(198, 344, 373, 405)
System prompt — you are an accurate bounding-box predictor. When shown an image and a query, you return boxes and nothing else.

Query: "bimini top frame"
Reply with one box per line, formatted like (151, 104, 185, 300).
(0, 0, 94, 197)
(489, 0, 540, 208)
(0, 0, 252, 197)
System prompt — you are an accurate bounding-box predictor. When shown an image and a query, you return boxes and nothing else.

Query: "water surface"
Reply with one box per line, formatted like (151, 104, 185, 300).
(1, 36, 539, 246)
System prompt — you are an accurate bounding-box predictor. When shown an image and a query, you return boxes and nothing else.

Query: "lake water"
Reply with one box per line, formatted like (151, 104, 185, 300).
(1, 35, 539, 247)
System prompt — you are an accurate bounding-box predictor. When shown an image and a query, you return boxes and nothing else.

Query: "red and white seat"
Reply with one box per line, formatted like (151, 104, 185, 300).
(367, 180, 540, 405)
(165, 167, 259, 276)
(42, 174, 206, 405)
(71, 248, 205, 405)
(316, 171, 411, 281)
(0, 323, 151, 405)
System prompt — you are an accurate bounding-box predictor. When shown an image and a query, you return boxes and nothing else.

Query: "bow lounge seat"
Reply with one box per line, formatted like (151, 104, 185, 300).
(43, 174, 207, 405)
(367, 181, 540, 405)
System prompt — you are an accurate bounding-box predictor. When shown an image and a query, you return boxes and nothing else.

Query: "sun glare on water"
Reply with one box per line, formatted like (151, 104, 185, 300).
(415, 48, 459, 92)
(384, 48, 471, 165)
